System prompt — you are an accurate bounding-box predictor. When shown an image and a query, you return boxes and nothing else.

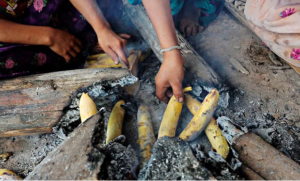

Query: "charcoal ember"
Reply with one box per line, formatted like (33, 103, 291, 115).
(194, 145, 242, 180)
(138, 137, 212, 180)
(99, 135, 138, 180)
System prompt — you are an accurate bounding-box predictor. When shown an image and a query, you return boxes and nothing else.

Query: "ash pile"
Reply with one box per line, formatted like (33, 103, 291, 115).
(0, 54, 240, 180)
(1, 53, 300, 180)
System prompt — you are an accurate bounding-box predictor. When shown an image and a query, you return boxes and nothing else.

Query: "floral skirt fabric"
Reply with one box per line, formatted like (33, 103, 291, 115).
(245, 0, 300, 67)
(0, 0, 97, 78)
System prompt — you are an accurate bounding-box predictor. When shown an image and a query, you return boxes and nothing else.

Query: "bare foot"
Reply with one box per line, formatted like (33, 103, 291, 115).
(178, 0, 204, 37)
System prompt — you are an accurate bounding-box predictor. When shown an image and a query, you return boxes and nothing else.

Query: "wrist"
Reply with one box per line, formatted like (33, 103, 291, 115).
(163, 50, 185, 64)
(43, 27, 55, 46)
(95, 22, 111, 37)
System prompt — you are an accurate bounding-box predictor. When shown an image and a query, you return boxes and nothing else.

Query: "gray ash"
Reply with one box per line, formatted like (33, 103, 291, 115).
(138, 137, 212, 180)
(249, 114, 300, 163)
(193, 145, 242, 180)
(52, 75, 138, 139)
(98, 136, 138, 180)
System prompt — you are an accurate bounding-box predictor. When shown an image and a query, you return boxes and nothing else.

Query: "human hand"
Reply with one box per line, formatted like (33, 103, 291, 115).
(47, 28, 82, 63)
(155, 50, 185, 103)
(96, 26, 130, 66)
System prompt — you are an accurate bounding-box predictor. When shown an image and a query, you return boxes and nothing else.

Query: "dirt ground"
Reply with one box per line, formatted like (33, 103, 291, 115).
(1, 7, 300, 179)
(188, 10, 300, 162)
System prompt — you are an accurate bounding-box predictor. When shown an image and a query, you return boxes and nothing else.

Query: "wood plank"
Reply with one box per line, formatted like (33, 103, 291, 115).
(25, 113, 106, 180)
(224, 2, 253, 33)
(122, 1, 223, 88)
(0, 68, 131, 137)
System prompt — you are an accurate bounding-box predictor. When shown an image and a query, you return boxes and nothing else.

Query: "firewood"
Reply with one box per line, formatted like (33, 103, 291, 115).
(25, 113, 106, 180)
(0, 68, 131, 137)
(218, 117, 300, 180)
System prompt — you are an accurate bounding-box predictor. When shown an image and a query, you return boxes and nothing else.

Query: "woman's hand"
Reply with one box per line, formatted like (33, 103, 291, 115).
(155, 50, 185, 103)
(69, 0, 130, 65)
(96, 26, 130, 66)
(47, 28, 82, 63)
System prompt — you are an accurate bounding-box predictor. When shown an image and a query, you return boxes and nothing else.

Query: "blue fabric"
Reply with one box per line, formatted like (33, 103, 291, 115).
(128, 0, 184, 15)
(127, 0, 142, 5)
(127, 0, 224, 26)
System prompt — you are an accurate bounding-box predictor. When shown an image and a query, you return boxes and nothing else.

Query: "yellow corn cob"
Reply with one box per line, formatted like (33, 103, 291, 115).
(137, 105, 156, 168)
(106, 100, 125, 144)
(0, 153, 12, 162)
(184, 94, 229, 159)
(158, 87, 192, 138)
(0, 169, 22, 180)
(85, 49, 151, 69)
(79, 93, 98, 123)
(179, 89, 219, 142)
(85, 53, 122, 68)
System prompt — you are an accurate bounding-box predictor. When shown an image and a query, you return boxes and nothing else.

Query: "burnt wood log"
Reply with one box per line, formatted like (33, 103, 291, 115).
(233, 133, 300, 180)
(25, 113, 106, 180)
(0, 68, 131, 137)
(240, 165, 265, 180)
(122, 0, 223, 88)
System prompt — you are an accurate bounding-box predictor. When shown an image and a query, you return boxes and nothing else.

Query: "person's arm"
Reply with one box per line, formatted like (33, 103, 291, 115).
(0, 19, 50, 45)
(70, 0, 130, 65)
(142, 0, 185, 103)
(0, 19, 82, 62)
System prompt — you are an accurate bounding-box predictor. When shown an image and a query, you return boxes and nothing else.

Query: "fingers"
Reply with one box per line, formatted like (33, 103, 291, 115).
(64, 54, 71, 63)
(102, 45, 128, 66)
(68, 49, 78, 58)
(186, 26, 193, 37)
(166, 89, 173, 98)
(62, 48, 73, 63)
(170, 80, 184, 103)
(72, 44, 81, 54)
(199, 26, 204, 33)
(104, 47, 119, 64)
(74, 37, 82, 48)
(112, 38, 129, 66)
(179, 22, 186, 37)
(192, 26, 198, 36)
(114, 47, 129, 66)
(156, 84, 169, 104)
(119, 34, 131, 39)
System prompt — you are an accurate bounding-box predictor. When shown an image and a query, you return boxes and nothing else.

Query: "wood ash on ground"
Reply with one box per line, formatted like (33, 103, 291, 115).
(193, 145, 242, 180)
(138, 137, 213, 180)
(98, 135, 138, 180)
(52, 74, 138, 139)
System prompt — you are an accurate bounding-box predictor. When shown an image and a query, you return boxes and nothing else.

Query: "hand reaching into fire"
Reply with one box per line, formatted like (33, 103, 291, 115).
(155, 50, 185, 103)
(96, 26, 131, 66)
(69, 0, 130, 66)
